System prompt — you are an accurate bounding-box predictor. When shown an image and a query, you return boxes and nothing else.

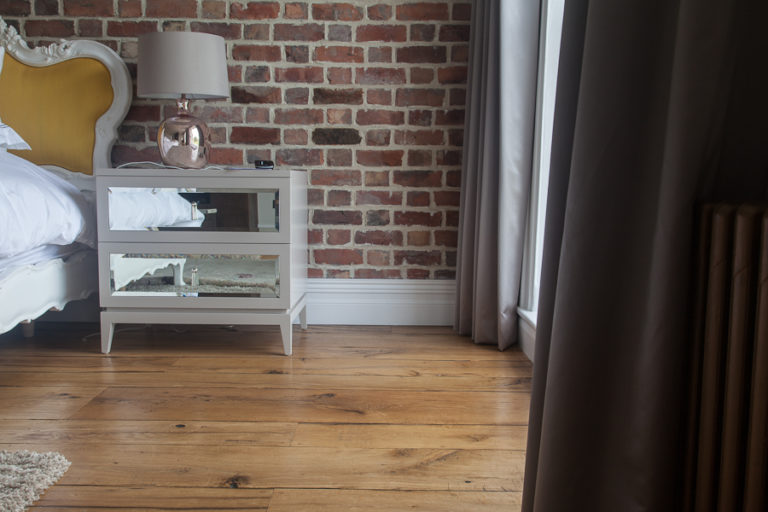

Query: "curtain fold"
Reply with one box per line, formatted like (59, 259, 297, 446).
(522, 0, 768, 509)
(455, 0, 541, 350)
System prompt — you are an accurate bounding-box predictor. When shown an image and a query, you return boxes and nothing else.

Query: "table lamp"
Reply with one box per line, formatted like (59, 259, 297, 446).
(137, 31, 229, 169)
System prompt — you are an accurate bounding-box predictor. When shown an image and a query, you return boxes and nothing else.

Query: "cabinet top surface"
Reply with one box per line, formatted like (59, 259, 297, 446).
(95, 167, 304, 178)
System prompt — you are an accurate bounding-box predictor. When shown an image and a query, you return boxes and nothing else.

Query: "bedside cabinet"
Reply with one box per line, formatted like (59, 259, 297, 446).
(94, 168, 307, 355)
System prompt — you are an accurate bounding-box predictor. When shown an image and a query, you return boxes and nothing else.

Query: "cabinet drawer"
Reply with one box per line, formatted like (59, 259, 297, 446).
(96, 176, 291, 244)
(98, 242, 291, 309)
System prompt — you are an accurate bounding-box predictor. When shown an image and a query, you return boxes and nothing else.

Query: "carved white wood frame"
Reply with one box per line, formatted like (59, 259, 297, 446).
(0, 17, 132, 170)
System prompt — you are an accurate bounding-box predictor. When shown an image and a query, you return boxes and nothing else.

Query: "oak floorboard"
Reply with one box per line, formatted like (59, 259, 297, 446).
(0, 325, 530, 510)
(267, 489, 523, 511)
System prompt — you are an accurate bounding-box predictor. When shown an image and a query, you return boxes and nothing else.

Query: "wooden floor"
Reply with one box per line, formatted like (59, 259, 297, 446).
(0, 323, 531, 511)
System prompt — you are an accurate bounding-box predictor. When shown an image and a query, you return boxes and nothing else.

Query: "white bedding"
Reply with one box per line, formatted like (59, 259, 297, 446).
(108, 187, 204, 230)
(0, 151, 95, 258)
(0, 243, 86, 281)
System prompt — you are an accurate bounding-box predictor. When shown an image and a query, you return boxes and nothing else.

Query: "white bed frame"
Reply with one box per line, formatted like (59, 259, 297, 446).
(0, 17, 132, 337)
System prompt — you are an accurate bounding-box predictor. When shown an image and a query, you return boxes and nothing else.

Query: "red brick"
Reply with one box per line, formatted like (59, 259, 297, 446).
(125, 105, 160, 122)
(199, 105, 244, 123)
(435, 269, 455, 279)
(407, 191, 430, 207)
(438, 66, 468, 84)
(274, 23, 324, 41)
(209, 147, 245, 166)
(191, 22, 242, 40)
(395, 210, 443, 227)
(231, 86, 281, 104)
(407, 269, 431, 279)
(366, 210, 390, 226)
(328, 68, 353, 85)
(312, 3, 363, 21)
(315, 46, 364, 63)
(367, 250, 391, 266)
(78, 19, 103, 37)
(437, 150, 462, 166)
(112, 145, 160, 167)
(396, 88, 445, 107)
(446, 170, 462, 187)
(396, 2, 449, 20)
(356, 25, 407, 42)
(245, 65, 270, 82)
(328, 24, 352, 41)
(445, 251, 457, 266)
(203, 0, 227, 18)
(410, 24, 436, 42)
(446, 210, 460, 226)
(434, 191, 460, 206)
(367, 89, 392, 105)
(311, 169, 361, 186)
(232, 45, 282, 61)
(395, 130, 444, 145)
(246, 107, 270, 122)
(231, 127, 280, 144)
(64, 0, 113, 16)
(453, 3, 471, 20)
(327, 269, 351, 277)
(357, 68, 406, 85)
(286, 45, 310, 63)
(368, 4, 392, 20)
(277, 148, 323, 166)
(284, 129, 308, 144)
(409, 110, 433, 126)
(327, 191, 351, 207)
(439, 24, 471, 42)
(369, 47, 392, 63)
(327, 108, 352, 124)
(407, 149, 432, 166)
(450, 88, 467, 105)
(411, 68, 435, 84)
(434, 230, 458, 247)
(393, 170, 442, 187)
(146, 0, 196, 17)
(357, 150, 403, 167)
(393, 250, 442, 265)
(356, 191, 402, 206)
(285, 88, 310, 104)
(231, 1, 280, 19)
(244, 24, 270, 39)
(355, 230, 403, 246)
(357, 269, 403, 279)
(274, 108, 324, 124)
(307, 268, 324, 278)
(313, 88, 363, 105)
(314, 249, 363, 265)
(452, 45, 469, 62)
(436, 109, 465, 125)
(119, 0, 141, 17)
(327, 148, 352, 166)
(275, 67, 324, 83)
(308, 227, 324, 242)
(366, 171, 390, 186)
(397, 46, 447, 63)
(366, 129, 391, 146)
(356, 110, 405, 126)
(229, 65, 242, 82)
(327, 228, 352, 244)
(285, 2, 308, 18)
(312, 210, 363, 225)
(449, 129, 464, 146)
(25, 20, 75, 37)
(0, 0, 30, 15)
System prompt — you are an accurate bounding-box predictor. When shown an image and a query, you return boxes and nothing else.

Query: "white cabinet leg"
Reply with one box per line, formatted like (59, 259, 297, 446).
(300, 305, 307, 330)
(279, 318, 292, 356)
(100, 313, 115, 354)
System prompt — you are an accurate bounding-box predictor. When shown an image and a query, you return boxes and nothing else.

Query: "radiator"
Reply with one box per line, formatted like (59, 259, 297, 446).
(687, 204, 768, 512)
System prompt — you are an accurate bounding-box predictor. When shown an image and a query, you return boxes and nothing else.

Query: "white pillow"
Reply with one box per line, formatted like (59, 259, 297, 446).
(0, 47, 31, 152)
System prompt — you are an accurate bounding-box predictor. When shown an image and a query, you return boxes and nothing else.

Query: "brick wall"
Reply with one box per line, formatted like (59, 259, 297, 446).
(1, 0, 469, 280)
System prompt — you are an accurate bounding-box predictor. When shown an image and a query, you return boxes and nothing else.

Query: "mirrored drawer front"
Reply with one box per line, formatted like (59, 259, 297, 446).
(96, 177, 290, 243)
(98, 243, 290, 309)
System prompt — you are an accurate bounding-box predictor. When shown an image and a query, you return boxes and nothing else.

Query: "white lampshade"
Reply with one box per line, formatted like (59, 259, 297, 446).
(137, 31, 229, 100)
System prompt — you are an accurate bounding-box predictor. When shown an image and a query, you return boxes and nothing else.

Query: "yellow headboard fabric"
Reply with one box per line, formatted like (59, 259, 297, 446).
(0, 54, 113, 175)
(0, 18, 132, 175)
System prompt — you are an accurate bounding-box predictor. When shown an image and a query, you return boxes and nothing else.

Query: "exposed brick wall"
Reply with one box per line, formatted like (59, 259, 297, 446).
(1, 0, 469, 280)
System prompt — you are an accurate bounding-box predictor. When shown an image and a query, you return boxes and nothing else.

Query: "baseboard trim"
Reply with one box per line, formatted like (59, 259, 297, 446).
(517, 308, 536, 362)
(306, 278, 455, 326)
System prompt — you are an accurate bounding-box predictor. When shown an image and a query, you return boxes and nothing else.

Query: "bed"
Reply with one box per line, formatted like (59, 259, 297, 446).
(0, 17, 131, 336)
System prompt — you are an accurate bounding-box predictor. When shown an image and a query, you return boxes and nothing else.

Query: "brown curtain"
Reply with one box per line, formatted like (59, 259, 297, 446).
(455, 0, 541, 349)
(522, 0, 768, 510)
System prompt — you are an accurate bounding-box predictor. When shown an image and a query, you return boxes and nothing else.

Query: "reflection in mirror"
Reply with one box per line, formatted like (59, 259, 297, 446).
(109, 253, 280, 298)
(108, 187, 279, 232)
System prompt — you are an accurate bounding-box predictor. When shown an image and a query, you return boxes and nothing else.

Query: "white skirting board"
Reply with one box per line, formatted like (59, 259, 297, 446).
(517, 308, 536, 362)
(305, 278, 456, 326)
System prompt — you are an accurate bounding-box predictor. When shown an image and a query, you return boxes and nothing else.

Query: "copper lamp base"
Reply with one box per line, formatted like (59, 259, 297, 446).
(158, 97, 211, 169)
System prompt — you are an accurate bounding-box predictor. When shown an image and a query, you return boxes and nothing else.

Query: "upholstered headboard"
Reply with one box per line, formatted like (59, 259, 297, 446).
(0, 18, 131, 174)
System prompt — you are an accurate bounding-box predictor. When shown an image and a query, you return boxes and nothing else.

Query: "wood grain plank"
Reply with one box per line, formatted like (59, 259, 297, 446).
(0, 443, 523, 492)
(0, 387, 105, 420)
(292, 424, 528, 450)
(0, 420, 296, 446)
(267, 489, 522, 512)
(71, 387, 530, 425)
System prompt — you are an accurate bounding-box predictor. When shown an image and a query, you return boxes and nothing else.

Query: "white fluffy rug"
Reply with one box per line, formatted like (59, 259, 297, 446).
(0, 450, 70, 511)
